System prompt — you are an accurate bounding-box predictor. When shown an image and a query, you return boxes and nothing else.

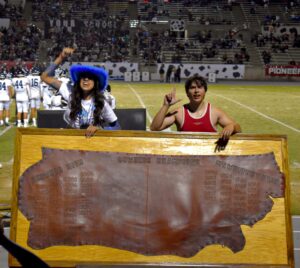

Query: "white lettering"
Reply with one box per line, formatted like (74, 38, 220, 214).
(268, 66, 300, 76)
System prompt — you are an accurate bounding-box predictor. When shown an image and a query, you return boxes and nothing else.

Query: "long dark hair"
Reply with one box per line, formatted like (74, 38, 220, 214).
(69, 78, 105, 126)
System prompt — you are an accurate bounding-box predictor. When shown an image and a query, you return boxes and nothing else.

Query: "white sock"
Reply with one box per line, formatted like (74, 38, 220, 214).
(18, 120, 21, 124)
(0, 120, 3, 125)
(24, 119, 28, 124)
(33, 118, 36, 123)
(5, 117, 9, 123)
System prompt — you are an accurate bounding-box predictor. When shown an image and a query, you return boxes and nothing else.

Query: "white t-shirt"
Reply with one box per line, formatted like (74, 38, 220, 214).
(59, 83, 117, 128)
(12, 77, 30, 102)
(0, 78, 12, 101)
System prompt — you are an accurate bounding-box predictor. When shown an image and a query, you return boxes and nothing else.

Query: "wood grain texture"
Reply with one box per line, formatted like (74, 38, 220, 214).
(9, 129, 293, 268)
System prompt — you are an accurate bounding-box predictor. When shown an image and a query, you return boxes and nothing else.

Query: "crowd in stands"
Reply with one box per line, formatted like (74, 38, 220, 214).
(138, 0, 234, 25)
(253, 29, 299, 64)
(252, 25, 299, 49)
(249, 0, 300, 25)
(1, 0, 300, 65)
(31, 0, 63, 21)
(283, 0, 300, 22)
(45, 15, 130, 62)
(0, 24, 42, 61)
(32, 0, 112, 21)
(0, 0, 23, 21)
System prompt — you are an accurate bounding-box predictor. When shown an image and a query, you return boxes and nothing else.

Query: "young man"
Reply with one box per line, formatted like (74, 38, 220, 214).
(150, 75, 241, 140)
(12, 70, 30, 127)
(27, 68, 42, 126)
(0, 73, 13, 126)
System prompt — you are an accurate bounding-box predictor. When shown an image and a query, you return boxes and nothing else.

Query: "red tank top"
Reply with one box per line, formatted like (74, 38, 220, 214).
(180, 103, 217, 132)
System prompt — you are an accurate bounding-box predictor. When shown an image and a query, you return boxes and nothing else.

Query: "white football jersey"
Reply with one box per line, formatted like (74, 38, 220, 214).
(0, 78, 12, 101)
(12, 77, 30, 101)
(103, 91, 116, 109)
(41, 81, 50, 96)
(27, 74, 42, 99)
(58, 77, 70, 84)
(41, 82, 53, 109)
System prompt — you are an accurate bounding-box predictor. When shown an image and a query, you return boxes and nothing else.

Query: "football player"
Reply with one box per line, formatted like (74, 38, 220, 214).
(27, 67, 42, 126)
(41, 81, 51, 109)
(58, 69, 70, 85)
(12, 70, 30, 127)
(103, 84, 116, 109)
(0, 73, 13, 126)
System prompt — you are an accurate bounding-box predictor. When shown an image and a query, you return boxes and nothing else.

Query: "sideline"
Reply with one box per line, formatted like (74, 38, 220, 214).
(0, 126, 12, 137)
(211, 93, 300, 134)
(127, 84, 153, 124)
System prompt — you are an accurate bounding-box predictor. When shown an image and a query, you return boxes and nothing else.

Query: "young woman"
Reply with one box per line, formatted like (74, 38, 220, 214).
(41, 47, 120, 137)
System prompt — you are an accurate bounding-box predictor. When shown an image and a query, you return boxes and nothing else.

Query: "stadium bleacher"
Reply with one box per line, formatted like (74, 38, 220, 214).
(1, 0, 300, 68)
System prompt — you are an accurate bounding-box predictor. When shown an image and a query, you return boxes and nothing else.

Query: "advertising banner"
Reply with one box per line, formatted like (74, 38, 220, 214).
(265, 65, 300, 76)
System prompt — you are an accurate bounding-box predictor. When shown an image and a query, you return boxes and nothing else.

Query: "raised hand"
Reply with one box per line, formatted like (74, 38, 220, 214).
(60, 47, 75, 59)
(164, 87, 182, 107)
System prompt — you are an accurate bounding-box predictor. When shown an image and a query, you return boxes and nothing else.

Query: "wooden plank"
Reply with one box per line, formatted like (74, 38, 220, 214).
(9, 129, 294, 268)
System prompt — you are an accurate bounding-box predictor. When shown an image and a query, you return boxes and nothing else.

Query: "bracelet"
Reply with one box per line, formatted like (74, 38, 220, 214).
(45, 63, 58, 77)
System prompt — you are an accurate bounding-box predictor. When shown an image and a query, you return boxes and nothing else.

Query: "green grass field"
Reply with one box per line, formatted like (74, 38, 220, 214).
(0, 81, 299, 214)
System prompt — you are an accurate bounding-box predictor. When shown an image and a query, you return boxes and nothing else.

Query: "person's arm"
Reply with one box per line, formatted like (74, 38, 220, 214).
(41, 47, 74, 90)
(150, 88, 181, 131)
(39, 80, 43, 100)
(215, 107, 241, 139)
(104, 120, 121, 130)
(85, 101, 121, 138)
(26, 79, 31, 100)
(101, 101, 120, 130)
(85, 120, 121, 138)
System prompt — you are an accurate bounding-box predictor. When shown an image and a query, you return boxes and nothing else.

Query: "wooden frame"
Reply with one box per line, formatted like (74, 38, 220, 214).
(10, 128, 294, 268)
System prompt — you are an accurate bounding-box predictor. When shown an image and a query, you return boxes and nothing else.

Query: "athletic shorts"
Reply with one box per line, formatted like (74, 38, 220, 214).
(30, 98, 41, 109)
(17, 101, 29, 113)
(0, 101, 10, 111)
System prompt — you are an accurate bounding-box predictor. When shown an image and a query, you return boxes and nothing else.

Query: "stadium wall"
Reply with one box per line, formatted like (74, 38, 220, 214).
(3, 60, 298, 81)
(244, 66, 265, 80)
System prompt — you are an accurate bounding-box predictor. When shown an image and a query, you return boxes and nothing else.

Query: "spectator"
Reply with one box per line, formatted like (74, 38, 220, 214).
(174, 65, 181, 83)
(159, 64, 165, 83)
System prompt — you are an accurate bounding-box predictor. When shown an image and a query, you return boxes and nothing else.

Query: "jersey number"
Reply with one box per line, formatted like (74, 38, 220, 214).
(31, 78, 39, 87)
(0, 82, 7, 91)
(15, 80, 24, 90)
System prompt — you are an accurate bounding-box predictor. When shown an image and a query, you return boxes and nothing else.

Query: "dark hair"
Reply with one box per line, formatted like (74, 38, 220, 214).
(185, 75, 207, 93)
(69, 78, 105, 126)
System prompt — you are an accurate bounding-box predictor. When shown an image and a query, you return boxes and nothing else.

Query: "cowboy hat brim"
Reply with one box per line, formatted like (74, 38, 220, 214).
(70, 64, 108, 92)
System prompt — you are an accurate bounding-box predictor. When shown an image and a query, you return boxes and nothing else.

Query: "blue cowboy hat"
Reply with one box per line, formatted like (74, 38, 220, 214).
(70, 64, 108, 92)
